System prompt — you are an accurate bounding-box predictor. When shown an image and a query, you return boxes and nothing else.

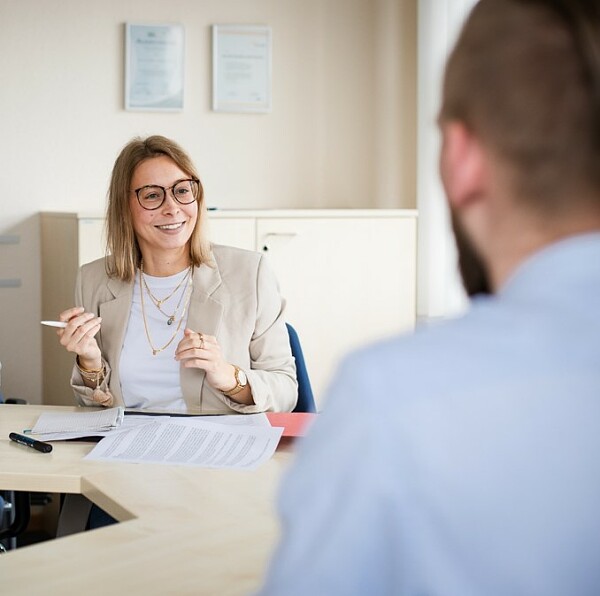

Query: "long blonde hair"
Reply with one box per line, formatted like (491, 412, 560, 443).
(105, 135, 212, 281)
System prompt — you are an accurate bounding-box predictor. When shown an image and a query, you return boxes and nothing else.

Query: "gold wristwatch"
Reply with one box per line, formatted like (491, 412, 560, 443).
(222, 366, 248, 397)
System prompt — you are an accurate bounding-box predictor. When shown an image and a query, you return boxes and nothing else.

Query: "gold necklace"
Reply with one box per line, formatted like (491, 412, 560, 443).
(140, 261, 191, 303)
(141, 265, 192, 325)
(139, 266, 194, 356)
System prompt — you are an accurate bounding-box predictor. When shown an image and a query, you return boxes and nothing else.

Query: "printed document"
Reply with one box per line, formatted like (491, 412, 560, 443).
(28, 407, 124, 438)
(84, 416, 282, 470)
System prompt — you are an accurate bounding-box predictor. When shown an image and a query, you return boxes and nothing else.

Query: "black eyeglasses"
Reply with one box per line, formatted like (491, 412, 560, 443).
(132, 179, 200, 210)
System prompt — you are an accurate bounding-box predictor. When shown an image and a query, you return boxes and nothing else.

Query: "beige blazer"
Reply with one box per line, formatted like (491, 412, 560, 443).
(70, 244, 298, 414)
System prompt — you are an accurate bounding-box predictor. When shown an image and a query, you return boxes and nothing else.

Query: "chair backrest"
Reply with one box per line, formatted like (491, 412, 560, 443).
(286, 323, 317, 413)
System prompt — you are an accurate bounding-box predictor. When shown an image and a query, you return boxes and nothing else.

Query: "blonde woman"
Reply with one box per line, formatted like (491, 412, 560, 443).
(56, 135, 297, 414)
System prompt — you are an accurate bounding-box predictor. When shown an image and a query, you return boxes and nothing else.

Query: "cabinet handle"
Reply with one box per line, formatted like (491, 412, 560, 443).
(261, 232, 297, 252)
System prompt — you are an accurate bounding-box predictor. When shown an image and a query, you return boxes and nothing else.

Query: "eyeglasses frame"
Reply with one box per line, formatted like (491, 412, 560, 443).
(132, 178, 201, 211)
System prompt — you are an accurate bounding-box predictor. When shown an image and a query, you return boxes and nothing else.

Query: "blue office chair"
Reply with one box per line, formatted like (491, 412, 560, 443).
(286, 323, 317, 413)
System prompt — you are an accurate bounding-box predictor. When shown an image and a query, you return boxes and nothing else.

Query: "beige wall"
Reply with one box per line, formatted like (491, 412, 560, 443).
(0, 0, 416, 404)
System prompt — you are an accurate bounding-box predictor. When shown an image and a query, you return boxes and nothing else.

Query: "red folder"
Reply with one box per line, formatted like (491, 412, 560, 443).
(266, 412, 317, 437)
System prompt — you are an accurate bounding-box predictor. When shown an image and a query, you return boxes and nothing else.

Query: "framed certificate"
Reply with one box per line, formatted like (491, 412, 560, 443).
(125, 22, 185, 111)
(212, 25, 272, 113)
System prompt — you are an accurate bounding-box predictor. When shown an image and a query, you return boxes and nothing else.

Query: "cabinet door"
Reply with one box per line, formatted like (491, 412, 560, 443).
(208, 217, 255, 250)
(78, 218, 105, 265)
(257, 217, 416, 406)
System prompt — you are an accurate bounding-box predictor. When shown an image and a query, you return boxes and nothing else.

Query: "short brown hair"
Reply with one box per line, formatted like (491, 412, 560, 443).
(440, 0, 600, 210)
(105, 135, 212, 281)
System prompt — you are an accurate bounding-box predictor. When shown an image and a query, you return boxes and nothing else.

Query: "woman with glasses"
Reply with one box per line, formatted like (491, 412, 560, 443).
(54, 135, 298, 414)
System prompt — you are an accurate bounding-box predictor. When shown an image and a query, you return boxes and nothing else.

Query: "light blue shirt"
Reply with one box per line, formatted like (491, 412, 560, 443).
(260, 233, 600, 596)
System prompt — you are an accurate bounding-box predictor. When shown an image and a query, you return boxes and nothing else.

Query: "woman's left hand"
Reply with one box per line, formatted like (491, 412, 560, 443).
(175, 328, 237, 392)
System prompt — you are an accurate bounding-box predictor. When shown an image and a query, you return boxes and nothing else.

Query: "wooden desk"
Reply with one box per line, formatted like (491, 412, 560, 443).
(0, 405, 293, 595)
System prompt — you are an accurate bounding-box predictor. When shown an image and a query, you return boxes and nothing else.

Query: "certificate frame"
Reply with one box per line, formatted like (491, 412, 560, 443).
(125, 22, 185, 112)
(212, 24, 272, 113)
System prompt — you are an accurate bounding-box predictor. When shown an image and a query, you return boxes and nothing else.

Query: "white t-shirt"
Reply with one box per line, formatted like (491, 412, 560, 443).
(119, 268, 191, 411)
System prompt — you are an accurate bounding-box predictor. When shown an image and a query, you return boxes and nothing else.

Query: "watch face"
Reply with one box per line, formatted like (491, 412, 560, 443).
(238, 369, 248, 386)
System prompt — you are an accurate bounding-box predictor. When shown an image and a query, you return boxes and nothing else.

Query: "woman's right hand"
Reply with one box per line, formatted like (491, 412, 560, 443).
(57, 306, 103, 369)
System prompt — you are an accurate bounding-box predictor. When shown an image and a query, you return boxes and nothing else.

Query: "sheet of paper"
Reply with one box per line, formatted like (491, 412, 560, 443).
(31, 415, 154, 442)
(84, 417, 283, 470)
(188, 413, 270, 427)
(28, 407, 124, 436)
(122, 412, 270, 427)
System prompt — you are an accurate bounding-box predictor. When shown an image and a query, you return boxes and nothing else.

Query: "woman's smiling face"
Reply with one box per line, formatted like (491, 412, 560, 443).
(129, 155, 198, 262)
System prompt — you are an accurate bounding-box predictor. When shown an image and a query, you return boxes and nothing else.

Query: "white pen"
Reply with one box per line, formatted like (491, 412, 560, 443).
(41, 321, 68, 328)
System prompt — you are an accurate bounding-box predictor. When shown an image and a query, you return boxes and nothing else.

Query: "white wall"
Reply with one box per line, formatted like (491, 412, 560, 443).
(0, 0, 417, 403)
(416, 0, 476, 321)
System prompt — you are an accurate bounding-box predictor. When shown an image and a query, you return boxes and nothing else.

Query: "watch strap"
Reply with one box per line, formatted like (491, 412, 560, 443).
(222, 366, 246, 397)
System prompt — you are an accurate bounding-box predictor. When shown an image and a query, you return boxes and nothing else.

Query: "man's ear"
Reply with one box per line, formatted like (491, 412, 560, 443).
(440, 122, 488, 209)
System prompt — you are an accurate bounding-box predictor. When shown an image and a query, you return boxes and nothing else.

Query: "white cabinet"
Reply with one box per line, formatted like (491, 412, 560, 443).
(41, 210, 417, 407)
(206, 214, 255, 250)
(254, 214, 417, 402)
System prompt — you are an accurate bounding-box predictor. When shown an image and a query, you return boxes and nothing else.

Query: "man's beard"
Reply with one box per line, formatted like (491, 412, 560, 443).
(450, 211, 492, 296)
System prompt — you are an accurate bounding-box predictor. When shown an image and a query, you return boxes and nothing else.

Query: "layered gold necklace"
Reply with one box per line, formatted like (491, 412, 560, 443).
(139, 264, 194, 356)
(141, 264, 192, 325)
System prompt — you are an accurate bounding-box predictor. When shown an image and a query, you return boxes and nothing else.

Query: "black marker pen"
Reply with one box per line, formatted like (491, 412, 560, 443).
(9, 432, 53, 453)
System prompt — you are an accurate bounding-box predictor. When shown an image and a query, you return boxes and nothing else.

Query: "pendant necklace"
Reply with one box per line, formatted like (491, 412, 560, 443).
(140, 262, 192, 325)
(139, 265, 194, 356)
